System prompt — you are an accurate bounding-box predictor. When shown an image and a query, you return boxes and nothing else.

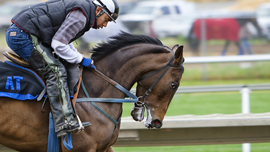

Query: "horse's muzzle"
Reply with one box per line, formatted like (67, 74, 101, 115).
(148, 119, 162, 128)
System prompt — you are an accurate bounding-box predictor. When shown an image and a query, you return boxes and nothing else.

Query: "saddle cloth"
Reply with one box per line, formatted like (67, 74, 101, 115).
(0, 61, 45, 100)
(1, 51, 80, 101)
(193, 18, 240, 42)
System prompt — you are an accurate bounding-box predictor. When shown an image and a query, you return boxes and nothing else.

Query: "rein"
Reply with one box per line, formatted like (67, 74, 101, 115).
(77, 69, 138, 102)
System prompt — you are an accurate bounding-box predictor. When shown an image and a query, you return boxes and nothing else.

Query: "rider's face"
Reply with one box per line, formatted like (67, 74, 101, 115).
(95, 7, 112, 29)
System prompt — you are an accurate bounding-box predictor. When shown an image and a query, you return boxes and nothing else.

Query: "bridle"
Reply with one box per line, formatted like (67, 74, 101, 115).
(136, 51, 182, 106)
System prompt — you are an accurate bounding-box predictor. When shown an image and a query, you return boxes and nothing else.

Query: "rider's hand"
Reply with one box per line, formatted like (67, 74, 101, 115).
(80, 57, 96, 70)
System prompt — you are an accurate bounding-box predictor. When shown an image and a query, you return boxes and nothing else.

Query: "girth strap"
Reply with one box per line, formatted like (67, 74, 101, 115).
(79, 78, 121, 131)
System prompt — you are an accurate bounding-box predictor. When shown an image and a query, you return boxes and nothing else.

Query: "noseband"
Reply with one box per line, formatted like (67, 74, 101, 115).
(137, 52, 181, 105)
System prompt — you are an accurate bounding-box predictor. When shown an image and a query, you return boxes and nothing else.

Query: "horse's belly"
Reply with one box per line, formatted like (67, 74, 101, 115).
(0, 98, 49, 151)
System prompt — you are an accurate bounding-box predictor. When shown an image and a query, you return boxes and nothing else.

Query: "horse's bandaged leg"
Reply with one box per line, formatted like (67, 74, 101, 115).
(131, 103, 145, 122)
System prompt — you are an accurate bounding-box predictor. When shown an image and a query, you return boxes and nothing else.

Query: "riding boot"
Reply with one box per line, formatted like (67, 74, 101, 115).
(28, 35, 90, 137)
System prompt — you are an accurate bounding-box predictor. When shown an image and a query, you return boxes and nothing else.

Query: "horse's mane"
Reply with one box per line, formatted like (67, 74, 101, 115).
(91, 31, 164, 60)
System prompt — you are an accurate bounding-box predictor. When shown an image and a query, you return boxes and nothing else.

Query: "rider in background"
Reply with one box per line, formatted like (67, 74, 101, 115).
(6, 0, 119, 137)
(239, 23, 253, 55)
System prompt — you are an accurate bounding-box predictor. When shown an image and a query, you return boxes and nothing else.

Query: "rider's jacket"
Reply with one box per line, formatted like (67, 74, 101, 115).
(12, 0, 96, 45)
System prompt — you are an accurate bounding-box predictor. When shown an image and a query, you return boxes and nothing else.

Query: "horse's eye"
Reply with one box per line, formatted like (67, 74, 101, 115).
(170, 82, 178, 89)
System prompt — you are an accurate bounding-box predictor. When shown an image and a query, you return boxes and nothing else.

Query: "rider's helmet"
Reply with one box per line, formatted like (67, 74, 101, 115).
(92, 0, 119, 23)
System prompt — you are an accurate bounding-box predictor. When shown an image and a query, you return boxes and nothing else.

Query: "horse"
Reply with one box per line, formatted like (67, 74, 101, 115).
(187, 16, 262, 56)
(0, 32, 184, 152)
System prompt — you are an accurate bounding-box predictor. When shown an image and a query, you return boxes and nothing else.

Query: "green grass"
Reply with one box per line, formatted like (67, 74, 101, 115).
(0, 32, 7, 47)
(182, 62, 270, 82)
(180, 79, 269, 86)
(113, 143, 270, 152)
(122, 91, 270, 117)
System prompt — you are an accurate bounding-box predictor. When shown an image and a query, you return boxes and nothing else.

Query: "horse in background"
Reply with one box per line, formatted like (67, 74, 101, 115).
(187, 17, 262, 56)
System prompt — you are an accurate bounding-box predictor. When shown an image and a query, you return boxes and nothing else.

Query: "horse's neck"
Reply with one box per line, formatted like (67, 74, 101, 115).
(80, 46, 171, 99)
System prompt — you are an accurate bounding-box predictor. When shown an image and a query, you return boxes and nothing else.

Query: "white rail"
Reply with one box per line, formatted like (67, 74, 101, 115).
(184, 54, 270, 64)
(131, 83, 270, 94)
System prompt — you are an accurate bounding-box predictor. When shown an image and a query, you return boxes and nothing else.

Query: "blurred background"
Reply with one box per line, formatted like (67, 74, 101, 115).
(0, 0, 269, 152)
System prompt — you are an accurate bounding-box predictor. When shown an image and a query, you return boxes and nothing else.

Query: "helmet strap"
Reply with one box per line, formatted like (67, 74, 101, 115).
(92, 18, 98, 29)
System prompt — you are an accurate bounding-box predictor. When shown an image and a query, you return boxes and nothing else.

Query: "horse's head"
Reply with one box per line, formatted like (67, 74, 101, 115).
(91, 32, 184, 128)
(131, 45, 184, 128)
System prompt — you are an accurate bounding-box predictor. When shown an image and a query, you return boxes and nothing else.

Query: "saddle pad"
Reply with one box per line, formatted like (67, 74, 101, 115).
(0, 61, 45, 100)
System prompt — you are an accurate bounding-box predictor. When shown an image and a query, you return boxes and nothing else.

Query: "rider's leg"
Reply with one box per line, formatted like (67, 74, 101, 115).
(241, 38, 252, 54)
(28, 35, 90, 137)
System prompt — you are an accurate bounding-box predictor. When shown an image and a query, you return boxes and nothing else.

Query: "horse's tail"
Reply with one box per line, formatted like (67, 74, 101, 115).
(187, 22, 200, 54)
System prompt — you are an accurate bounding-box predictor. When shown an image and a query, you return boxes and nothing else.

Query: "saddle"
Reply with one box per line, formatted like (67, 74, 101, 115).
(3, 51, 31, 68)
(1, 52, 80, 102)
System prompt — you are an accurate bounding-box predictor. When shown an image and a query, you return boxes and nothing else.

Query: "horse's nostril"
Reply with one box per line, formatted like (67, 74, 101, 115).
(152, 119, 162, 128)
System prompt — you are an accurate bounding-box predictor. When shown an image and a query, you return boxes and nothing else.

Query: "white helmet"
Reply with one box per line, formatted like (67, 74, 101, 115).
(92, 0, 119, 23)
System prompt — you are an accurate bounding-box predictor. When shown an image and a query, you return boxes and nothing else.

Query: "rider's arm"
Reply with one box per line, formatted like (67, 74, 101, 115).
(51, 9, 86, 64)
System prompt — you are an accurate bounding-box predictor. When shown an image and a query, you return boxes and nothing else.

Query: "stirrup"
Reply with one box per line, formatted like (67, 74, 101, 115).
(56, 120, 91, 137)
(75, 115, 84, 134)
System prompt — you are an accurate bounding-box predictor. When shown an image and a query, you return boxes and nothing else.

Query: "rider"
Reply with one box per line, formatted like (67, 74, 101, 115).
(6, 0, 119, 137)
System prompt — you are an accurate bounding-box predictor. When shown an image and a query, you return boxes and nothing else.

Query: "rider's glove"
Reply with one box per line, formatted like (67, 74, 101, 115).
(80, 57, 96, 70)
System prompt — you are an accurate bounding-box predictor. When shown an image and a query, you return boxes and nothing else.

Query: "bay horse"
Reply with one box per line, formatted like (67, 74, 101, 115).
(187, 17, 262, 56)
(0, 32, 184, 152)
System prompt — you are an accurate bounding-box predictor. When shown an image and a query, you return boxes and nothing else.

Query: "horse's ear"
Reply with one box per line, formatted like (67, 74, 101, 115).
(172, 44, 179, 52)
(173, 45, 184, 65)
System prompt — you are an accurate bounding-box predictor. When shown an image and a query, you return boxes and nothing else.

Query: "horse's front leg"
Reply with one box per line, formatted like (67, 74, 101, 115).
(131, 99, 145, 121)
(221, 40, 230, 56)
(105, 146, 114, 152)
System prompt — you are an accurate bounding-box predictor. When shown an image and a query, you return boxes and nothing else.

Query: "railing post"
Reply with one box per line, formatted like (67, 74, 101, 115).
(200, 17, 208, 81)
(241, 86, 251, 152)
(241, 86, 250, 114)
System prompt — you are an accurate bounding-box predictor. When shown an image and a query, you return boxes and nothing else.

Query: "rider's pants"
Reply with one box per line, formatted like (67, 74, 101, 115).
(6, 23, 33, 61)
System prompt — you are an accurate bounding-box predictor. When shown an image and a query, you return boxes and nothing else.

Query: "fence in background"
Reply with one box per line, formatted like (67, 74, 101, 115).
(119, 84, 270, 152)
